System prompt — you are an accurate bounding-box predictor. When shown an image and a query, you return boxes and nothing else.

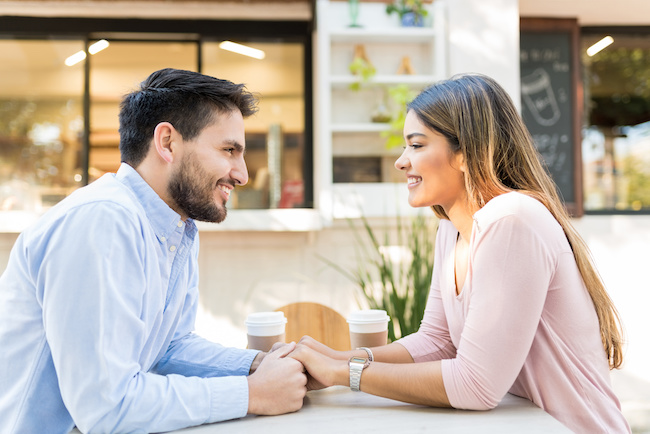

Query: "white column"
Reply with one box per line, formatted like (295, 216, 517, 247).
(444, 0, 521, 109)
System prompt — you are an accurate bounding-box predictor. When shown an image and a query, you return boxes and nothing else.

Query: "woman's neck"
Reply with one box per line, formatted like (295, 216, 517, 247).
(445, 200, 477, 243)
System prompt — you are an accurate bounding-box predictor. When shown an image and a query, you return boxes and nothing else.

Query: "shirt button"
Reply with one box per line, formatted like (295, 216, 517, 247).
(177, 221, 183, 228)
(160, 237, 166, 242)
(169, 245, 177, 252)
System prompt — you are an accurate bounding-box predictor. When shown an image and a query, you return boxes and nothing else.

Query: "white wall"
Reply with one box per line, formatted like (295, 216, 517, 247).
(1, 214, 648, 384)
(446, 0, 521, 109)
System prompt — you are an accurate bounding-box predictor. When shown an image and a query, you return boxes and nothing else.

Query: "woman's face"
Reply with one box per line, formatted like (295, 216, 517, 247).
(394, 110, 466, 211)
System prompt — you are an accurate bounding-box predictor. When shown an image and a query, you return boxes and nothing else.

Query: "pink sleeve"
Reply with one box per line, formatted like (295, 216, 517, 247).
(442, 214, 555, 410)
(397, 221, 457, 361)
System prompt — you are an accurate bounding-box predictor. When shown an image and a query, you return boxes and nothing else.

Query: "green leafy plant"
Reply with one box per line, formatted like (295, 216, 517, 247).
(381, 84, 417, 149)
(386, 0, 429, 26)
(319, 214, 437, 342)
(348, 53, 376, 91)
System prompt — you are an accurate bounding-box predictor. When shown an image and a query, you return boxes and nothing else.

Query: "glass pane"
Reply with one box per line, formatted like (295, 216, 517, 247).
(202, 41, 306, 209)
(88, 40, 197, 181)
(582, 33, 650, 211)
(0, 39, 84, 211)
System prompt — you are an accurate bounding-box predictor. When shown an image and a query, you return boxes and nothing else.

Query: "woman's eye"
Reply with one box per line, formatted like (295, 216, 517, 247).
(409, 143, 422, 149)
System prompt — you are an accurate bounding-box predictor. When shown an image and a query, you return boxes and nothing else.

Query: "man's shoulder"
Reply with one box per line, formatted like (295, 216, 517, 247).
(28, 174, 145, 235)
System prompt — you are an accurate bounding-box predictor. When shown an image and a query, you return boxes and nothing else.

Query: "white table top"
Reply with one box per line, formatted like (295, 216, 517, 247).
(177, 386, 572, 433)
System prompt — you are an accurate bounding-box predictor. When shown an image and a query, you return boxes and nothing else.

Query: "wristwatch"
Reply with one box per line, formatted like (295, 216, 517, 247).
(348, 356, 370, 392)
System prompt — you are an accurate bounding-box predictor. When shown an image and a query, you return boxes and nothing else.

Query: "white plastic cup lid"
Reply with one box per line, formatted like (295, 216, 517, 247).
(245, 312, 287, 337)
(347, 309, 390, 333)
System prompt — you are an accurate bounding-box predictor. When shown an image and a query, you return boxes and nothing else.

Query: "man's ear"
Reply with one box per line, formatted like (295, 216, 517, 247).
(153, 122, 177, 163)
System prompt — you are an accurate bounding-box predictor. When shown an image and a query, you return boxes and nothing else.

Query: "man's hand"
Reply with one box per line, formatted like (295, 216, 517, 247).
(249, 351, 265, 374)
(249, 342, 300, 374)
(247, 342, 307, 415)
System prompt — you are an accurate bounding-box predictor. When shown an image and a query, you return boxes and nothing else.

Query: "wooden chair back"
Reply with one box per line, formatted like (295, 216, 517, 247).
(276, 302, 351, 351)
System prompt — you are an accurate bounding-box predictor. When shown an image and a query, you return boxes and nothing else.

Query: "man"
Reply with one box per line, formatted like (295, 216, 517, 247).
(0, 68, 307, 433)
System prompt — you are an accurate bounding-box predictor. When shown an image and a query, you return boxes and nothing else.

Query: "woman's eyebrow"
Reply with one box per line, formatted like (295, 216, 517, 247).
(406, 132, 427, 140)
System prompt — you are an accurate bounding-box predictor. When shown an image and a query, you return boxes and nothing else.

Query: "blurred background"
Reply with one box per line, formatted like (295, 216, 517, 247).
(0, 0, 649, 430)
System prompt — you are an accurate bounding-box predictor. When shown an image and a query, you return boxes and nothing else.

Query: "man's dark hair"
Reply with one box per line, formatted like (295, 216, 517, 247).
(118, 68, 258, 167)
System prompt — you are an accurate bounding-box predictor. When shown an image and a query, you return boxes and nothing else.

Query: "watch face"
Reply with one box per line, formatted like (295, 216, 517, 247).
(350, 356, 367, 364)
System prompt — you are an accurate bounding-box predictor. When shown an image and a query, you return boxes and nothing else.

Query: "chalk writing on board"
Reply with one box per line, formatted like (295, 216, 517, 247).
(521, 69, 560, 126)
(520, 31, 574, 202)
(531, 132, 571, 189)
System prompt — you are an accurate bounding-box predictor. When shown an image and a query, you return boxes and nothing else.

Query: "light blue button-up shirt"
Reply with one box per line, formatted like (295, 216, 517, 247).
(0, 163, 258, 434)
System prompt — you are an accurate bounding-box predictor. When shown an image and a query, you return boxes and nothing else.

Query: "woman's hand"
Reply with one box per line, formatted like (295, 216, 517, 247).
(288, 343, 348, 391)
(297, 335, 351, 360)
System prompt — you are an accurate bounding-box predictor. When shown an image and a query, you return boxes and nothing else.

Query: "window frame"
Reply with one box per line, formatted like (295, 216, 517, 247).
(0, 15, 314, 209)
(581, 25, 650, 215)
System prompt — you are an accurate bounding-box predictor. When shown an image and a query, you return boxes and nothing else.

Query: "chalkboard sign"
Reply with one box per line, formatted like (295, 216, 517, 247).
(520, 18, 583, 216)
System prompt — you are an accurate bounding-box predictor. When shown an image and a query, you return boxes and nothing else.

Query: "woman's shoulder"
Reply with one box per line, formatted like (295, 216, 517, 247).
(473, 191, 557, 233)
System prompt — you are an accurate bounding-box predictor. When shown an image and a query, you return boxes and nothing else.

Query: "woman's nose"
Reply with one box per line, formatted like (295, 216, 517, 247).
(395, 151, 409, 171)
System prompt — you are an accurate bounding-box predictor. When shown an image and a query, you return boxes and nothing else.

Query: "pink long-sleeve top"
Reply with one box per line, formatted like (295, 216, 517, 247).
(397, 192, 630, 433)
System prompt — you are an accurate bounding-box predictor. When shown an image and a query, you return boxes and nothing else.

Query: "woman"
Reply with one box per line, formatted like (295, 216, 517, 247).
(290, 73, 630, 433)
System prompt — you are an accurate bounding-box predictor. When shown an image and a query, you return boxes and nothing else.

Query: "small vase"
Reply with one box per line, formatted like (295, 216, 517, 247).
(401, 12, 424, 27)
(348, 0, 362, 28)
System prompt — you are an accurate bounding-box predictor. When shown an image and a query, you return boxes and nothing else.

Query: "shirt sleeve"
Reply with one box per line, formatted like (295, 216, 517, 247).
(441, 214, 555, 410)
(397, 221, 457, 361)
(152, 238, 260, 379)
(39, 203, 250, 433)
(152, 333, 259, 378)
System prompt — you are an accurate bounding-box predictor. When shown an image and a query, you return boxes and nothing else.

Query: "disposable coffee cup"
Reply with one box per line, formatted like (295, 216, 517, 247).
(245, 312, 287, 352)
(347, 309, 390, 350)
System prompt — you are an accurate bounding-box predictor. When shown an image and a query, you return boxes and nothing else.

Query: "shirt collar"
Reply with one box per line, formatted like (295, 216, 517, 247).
(115, 163, 197, 242)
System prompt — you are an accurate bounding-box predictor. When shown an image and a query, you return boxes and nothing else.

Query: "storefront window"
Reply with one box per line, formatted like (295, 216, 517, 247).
(0, 18, 311, 213)
(88, 40, 197, 181)
(0, 39, 84, 211)
(582, 31, 650, 212)
(202, 41, 306, 209)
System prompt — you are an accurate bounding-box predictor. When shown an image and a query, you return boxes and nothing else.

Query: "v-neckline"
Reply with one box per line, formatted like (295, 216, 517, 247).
(454, 231, 469, 296)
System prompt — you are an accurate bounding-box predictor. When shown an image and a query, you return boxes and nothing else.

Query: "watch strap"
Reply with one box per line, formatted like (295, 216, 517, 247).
(357, 346, 374, 362)
(348, 356, 370, 392)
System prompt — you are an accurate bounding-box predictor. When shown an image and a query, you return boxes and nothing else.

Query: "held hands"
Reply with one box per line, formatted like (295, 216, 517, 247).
(247, 342, 307, 415)
(288, 337, 349, 391)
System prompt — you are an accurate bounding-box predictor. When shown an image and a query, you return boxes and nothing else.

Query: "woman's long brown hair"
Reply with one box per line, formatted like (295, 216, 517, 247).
(408, 73, 623, 369)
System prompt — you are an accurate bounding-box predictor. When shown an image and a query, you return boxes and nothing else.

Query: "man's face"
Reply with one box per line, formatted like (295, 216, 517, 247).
(168, 110, 248, 223)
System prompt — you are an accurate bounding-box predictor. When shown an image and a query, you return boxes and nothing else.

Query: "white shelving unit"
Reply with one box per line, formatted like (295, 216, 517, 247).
(315, 0, 447, 221)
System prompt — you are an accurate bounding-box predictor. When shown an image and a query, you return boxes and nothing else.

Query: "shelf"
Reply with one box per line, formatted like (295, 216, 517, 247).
(330, 27, 438, 43)
(331, 182, 420, 219)
(331, 123, 391, 133)
(196, 209, 323, 231)
(315, 0, 447, 223)
(330, 74, 437, 87)
(0, 209, 324, 233)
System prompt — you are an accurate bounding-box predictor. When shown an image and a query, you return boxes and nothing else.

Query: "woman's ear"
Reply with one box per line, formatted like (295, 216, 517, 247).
(153, 122, 176, 163)
(454, 152, 467, 173)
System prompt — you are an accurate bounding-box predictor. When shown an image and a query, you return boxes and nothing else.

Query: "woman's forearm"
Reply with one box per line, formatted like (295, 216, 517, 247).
(347, 359, 451, 408)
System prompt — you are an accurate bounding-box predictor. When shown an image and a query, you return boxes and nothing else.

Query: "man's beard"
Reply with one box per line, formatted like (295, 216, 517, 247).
(168, 154, 228, 223)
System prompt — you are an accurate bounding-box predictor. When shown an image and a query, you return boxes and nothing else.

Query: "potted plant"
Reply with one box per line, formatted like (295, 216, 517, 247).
(319, 214, 437, 342)
(386, 0, 429, 27)
(381, 84, 417, 148)
(348, 44, 376, 91)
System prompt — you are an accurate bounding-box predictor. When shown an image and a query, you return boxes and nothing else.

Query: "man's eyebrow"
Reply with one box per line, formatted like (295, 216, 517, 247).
(224, 140, 245, 154)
